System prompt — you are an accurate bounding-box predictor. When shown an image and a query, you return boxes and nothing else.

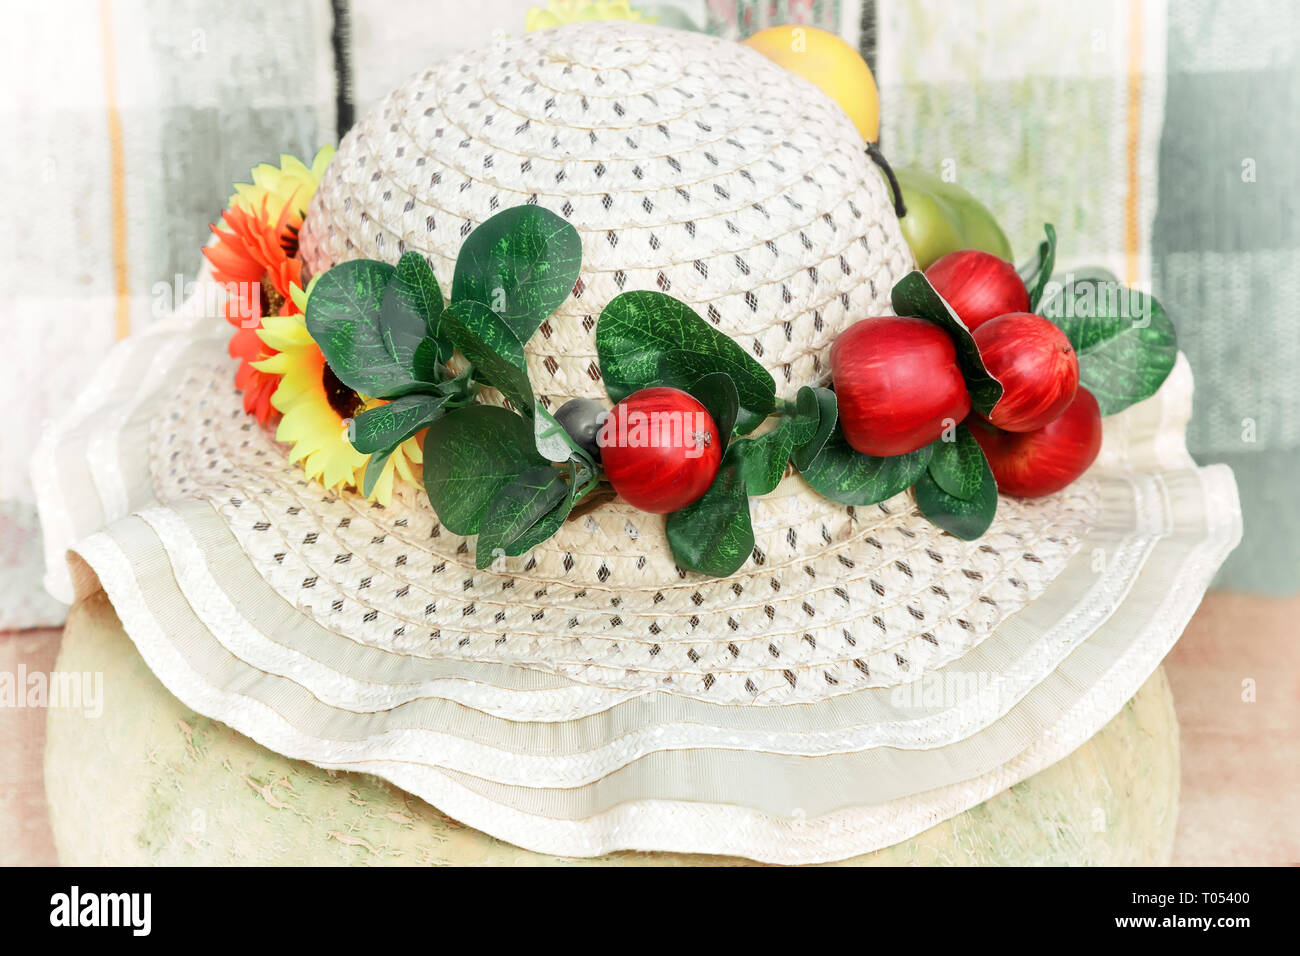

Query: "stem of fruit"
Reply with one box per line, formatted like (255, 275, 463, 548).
(576, 469, 601, 501)
(865, 142, 907, 219)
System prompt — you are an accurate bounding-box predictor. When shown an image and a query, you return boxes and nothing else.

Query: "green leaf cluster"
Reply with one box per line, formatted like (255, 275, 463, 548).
(913, 425, 997, 540)
(305, 206, 594, 559)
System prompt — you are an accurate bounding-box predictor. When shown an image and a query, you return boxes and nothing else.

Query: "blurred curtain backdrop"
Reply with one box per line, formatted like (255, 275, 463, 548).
(1, 0, 339, 628)
(1151, 1, 1300, 594)
(1, 0, 1291, 629)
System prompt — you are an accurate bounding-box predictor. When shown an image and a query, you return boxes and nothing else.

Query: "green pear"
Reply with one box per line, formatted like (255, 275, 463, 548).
(896, 167, 1013, 270)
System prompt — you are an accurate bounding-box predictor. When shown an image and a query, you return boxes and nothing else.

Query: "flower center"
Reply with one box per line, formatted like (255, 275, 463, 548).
(260, 274, 285, 318)
(321, 363, 363, 420)
(280, 219, 301, 258)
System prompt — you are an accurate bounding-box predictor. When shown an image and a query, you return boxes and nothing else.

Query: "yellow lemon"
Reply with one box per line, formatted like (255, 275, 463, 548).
(743, 25, 880, 142)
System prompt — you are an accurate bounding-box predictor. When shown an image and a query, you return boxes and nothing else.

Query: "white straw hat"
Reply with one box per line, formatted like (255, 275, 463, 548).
(35, 22, 1241, 863)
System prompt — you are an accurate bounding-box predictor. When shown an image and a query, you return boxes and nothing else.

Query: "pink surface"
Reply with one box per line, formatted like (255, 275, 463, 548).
(0, 627, 60, 866)
(1166, 593, 1300, 866)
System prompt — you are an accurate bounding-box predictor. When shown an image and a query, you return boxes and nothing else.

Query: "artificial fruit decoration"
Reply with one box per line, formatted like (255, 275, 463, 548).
(599, 387, 723, 513)
(967, 387, 1102, 498)
(925, 249, 1030, 332)
(896, 167, 1014, 271)
(743, 25, 880, 142)
(830, 316, 971, 457)
(972, 312, 1079, 432)
(553, 397, 608, 462)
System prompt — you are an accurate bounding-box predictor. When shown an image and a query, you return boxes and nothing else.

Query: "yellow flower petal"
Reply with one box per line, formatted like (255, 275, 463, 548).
(229, 148, 334, 223)
(258, 314, 314, 351)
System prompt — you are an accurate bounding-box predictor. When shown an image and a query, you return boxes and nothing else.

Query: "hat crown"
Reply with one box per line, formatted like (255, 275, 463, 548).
(299, 21, 914, 406)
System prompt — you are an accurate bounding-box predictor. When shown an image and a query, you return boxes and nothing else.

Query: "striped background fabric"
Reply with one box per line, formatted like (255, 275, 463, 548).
(2, 0, 1289, 628)
(1151, 0, 1300, 594)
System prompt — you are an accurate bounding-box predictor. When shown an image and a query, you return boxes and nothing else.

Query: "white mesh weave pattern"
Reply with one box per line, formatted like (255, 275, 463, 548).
(298, 22, 914, 409)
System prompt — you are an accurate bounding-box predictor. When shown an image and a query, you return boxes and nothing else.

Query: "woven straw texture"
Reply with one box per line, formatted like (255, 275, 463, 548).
(32, 23, 1241, 862)
(298, 22, 913, 409)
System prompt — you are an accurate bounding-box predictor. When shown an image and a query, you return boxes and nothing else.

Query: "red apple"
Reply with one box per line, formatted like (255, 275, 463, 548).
(926, 249, 1030, 332)
(973, 312, 1079, 432)
(598, 387, 722, 513)
(968, 387, 1102, 498)
(830, 316, 971, 457)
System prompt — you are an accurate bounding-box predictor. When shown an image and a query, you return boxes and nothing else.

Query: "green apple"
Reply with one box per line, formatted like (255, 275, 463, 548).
(895, 167, 1013, 270)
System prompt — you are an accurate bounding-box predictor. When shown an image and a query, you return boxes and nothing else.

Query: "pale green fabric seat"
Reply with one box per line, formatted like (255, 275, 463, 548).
(46, 592, 1180, 866)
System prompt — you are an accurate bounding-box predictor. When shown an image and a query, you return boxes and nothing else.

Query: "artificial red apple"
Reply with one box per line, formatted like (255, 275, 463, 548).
(926, 249, 1030, 332)
(598, 387, 722, 513)
(830, 316, 971, 457)
(973, 312, 1079, 432)
(967, 387, 1102, 498)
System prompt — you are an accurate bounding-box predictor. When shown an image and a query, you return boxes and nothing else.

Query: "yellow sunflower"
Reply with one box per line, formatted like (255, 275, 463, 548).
(254, 291, 422, 506)
(229, 145, 336, 226)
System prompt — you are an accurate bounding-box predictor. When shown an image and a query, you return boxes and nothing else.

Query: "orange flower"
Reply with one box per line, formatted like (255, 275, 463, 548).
(205, 198, 304, 319)
(228, 326, 282, 421)
(203, 199, 304, 424)
(203, 148, 334, 426)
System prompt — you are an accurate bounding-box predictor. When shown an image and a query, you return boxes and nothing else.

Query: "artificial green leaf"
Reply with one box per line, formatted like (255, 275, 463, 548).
(349, 393, 449, 454)
(506, 493, 573, 557)
(728, 424, 795, 497)
(423, 405, 542, 535)
(440, 300, 534, 414)
(665, 457, 754, 577)
(914, 467, 997, 541)
(441, 299, 526, 368)
(508, 461, 588, 556)
(433, 364, 478, 406)
(925, 424, 987, 501)
(797, 426, 932, 506)
(533, 404, 594, 466)
(1017, 223, 1057, 313)
(789, 386, 821, 445)
(677, 369, 739, 451)
(891, 270, 1004, 416)
(1043, 278, 1178, 416)
(412, 337, 445, 384)
(791, 386, 837, 471)
(360, 445, 397, 499)
(475, 465, 568, 568)
(596, 290, 777, 428)
(450, 205, 582, 345)
(381, 252, 448, 368)
(307, 259, 437, 398)
(728, 386, 823, 495)
(657, 348, 774, 434)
